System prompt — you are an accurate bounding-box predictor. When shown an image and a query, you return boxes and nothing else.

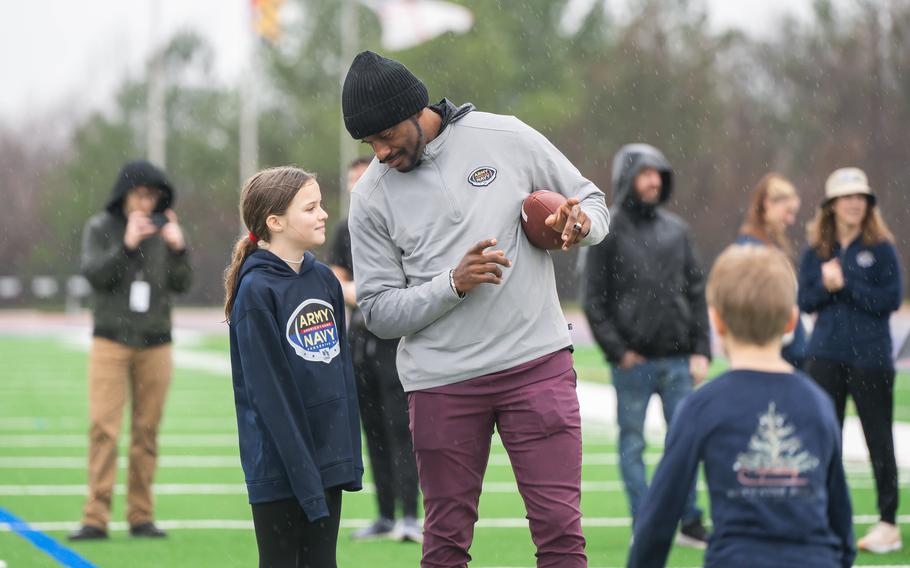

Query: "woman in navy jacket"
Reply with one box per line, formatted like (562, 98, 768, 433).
(224, 166, 363, 567)
(798, 167, 902, 554)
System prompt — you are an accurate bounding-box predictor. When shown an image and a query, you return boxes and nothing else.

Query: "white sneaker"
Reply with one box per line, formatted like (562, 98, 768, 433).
(674, 517, 709, 550)
(675, 532, 708, 550)
(858, 521, 902, 554)
(395, 516, 423, 544)
(350, 517, 396, 540)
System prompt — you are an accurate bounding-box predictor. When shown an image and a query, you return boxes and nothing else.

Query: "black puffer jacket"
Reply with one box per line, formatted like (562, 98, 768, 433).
(582, 144, 710, 363)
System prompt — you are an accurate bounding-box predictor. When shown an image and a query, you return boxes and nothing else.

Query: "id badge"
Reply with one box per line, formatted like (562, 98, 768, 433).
(130, 280, 151, 313)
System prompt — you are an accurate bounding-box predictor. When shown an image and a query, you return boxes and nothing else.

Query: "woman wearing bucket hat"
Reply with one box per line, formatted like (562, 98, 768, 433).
(798, 167, 903, 554)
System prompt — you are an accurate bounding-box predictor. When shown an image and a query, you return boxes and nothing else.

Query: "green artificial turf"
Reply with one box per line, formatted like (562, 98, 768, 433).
(0, 336, 907, 567)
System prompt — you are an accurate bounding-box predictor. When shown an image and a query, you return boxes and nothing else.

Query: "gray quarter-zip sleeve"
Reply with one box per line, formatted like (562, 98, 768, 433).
(521, 125, 609, 246)
(349, 192, 463, 339)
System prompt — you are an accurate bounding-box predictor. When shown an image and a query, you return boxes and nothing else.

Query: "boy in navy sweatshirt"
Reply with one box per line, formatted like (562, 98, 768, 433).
(628, 244, 855, 568)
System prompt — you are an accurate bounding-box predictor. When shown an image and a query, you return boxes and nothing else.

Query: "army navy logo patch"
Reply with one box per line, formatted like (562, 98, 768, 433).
(286, 299, 340, 363)
(468, 166, 497, 187)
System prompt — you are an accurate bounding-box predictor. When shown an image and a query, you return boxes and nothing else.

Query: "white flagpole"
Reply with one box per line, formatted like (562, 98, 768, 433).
(338, 0, 358, 218)
(147, 0, 166, 167)
(239, 9, 259, 188)
(239, 0, 260, 233)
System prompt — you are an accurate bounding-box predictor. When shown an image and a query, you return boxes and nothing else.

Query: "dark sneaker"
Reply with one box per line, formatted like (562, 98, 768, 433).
(67, 525, 108, 541)
(351, 517, 396, 540)
(397, 517, 423, 544)
(129, 522, 167, 538)
(676, 517, 709, 549)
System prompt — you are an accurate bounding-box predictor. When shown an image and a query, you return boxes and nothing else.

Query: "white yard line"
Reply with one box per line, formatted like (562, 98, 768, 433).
(0, 450, 903, 485)
(0, 452, 898, 481)
(0, 483, 248, 496)
(0, 417, 235, 431)
(502, 452, 910, 475)
(0, 481, 623, 496)
(0, 474, 898, 496)
(0, 433, 237, 447)
(0, 456, 239, 468)
(1, 515, 904, 533)
(59, 334, 230, 377)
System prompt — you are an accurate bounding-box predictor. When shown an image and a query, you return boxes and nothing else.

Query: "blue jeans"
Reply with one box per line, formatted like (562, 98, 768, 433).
(612, 356, 702, 524)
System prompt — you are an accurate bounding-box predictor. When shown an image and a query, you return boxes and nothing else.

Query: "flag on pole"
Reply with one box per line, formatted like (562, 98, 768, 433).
(252, 0, 285, 43)
(558, 0, 600, 36)
(360, 0, 473, 51)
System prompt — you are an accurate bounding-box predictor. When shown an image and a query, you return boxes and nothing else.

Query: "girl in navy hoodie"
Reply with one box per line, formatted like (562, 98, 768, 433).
(798, 167, 902, 554)
(224, 166, 363, 567)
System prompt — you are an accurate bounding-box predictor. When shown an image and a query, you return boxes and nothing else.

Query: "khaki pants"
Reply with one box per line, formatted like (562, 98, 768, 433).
(81, 337, 172, 529)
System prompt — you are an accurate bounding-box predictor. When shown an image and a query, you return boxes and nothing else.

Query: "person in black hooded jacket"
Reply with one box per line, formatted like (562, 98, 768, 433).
(582, 143, 711, 547)
(69, 160, 192, 541)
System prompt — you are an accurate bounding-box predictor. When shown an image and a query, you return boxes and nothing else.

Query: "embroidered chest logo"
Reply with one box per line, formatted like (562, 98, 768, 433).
(856, 251, 876, 268)
(733, 402, 819, 487)
(285, 299, 340, 363)
(467, 166, 497, 187)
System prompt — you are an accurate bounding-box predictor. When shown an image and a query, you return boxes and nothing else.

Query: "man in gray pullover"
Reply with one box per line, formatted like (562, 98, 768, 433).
(343, 51, 609, 568)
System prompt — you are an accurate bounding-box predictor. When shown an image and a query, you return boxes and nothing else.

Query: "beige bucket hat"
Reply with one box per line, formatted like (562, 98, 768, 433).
(824, 167, 876, 206)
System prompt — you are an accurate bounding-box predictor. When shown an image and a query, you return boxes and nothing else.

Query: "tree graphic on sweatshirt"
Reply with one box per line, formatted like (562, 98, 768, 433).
(734, 402, 820, 486)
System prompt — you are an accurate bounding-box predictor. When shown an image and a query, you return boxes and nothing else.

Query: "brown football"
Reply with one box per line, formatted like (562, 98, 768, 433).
(520, 190, 567, 250)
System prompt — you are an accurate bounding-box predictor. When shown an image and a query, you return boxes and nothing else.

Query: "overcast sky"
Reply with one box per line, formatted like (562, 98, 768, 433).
(0, 0, 813, 128)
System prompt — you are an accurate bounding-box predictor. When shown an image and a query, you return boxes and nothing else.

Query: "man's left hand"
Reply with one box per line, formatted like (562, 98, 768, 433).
(159, 209, 186, 252)
(690, 354, 709, 385)
(545, 197, 590, 251)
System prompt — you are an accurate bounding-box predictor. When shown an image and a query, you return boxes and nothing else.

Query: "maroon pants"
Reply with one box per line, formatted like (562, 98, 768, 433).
(408, 350, 586, 568)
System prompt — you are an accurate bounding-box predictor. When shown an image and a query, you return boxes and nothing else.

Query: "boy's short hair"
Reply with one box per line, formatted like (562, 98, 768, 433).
(707, 244, 796, 345)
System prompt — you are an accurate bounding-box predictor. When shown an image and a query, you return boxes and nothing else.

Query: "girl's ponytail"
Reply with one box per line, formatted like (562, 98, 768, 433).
(223, 235, 259, 321)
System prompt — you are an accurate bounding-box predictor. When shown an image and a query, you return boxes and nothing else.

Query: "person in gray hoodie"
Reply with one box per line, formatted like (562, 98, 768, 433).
(582, 143, 711, 548)
(342, 51, 609, 568)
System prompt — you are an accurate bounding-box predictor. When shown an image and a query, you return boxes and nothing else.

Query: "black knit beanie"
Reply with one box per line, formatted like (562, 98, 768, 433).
(342, 51, 429, 139)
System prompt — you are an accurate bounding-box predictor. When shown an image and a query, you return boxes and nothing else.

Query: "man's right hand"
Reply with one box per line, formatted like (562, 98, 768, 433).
(620, 350, 646, 369)
(452, 238, 512, 295)
(124, 211, 159, 251)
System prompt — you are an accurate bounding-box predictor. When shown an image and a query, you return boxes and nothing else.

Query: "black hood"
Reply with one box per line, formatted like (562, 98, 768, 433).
(428, 98, 475, 134)
(105, 160, 175, 217)
(611, 144, 673, 218)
